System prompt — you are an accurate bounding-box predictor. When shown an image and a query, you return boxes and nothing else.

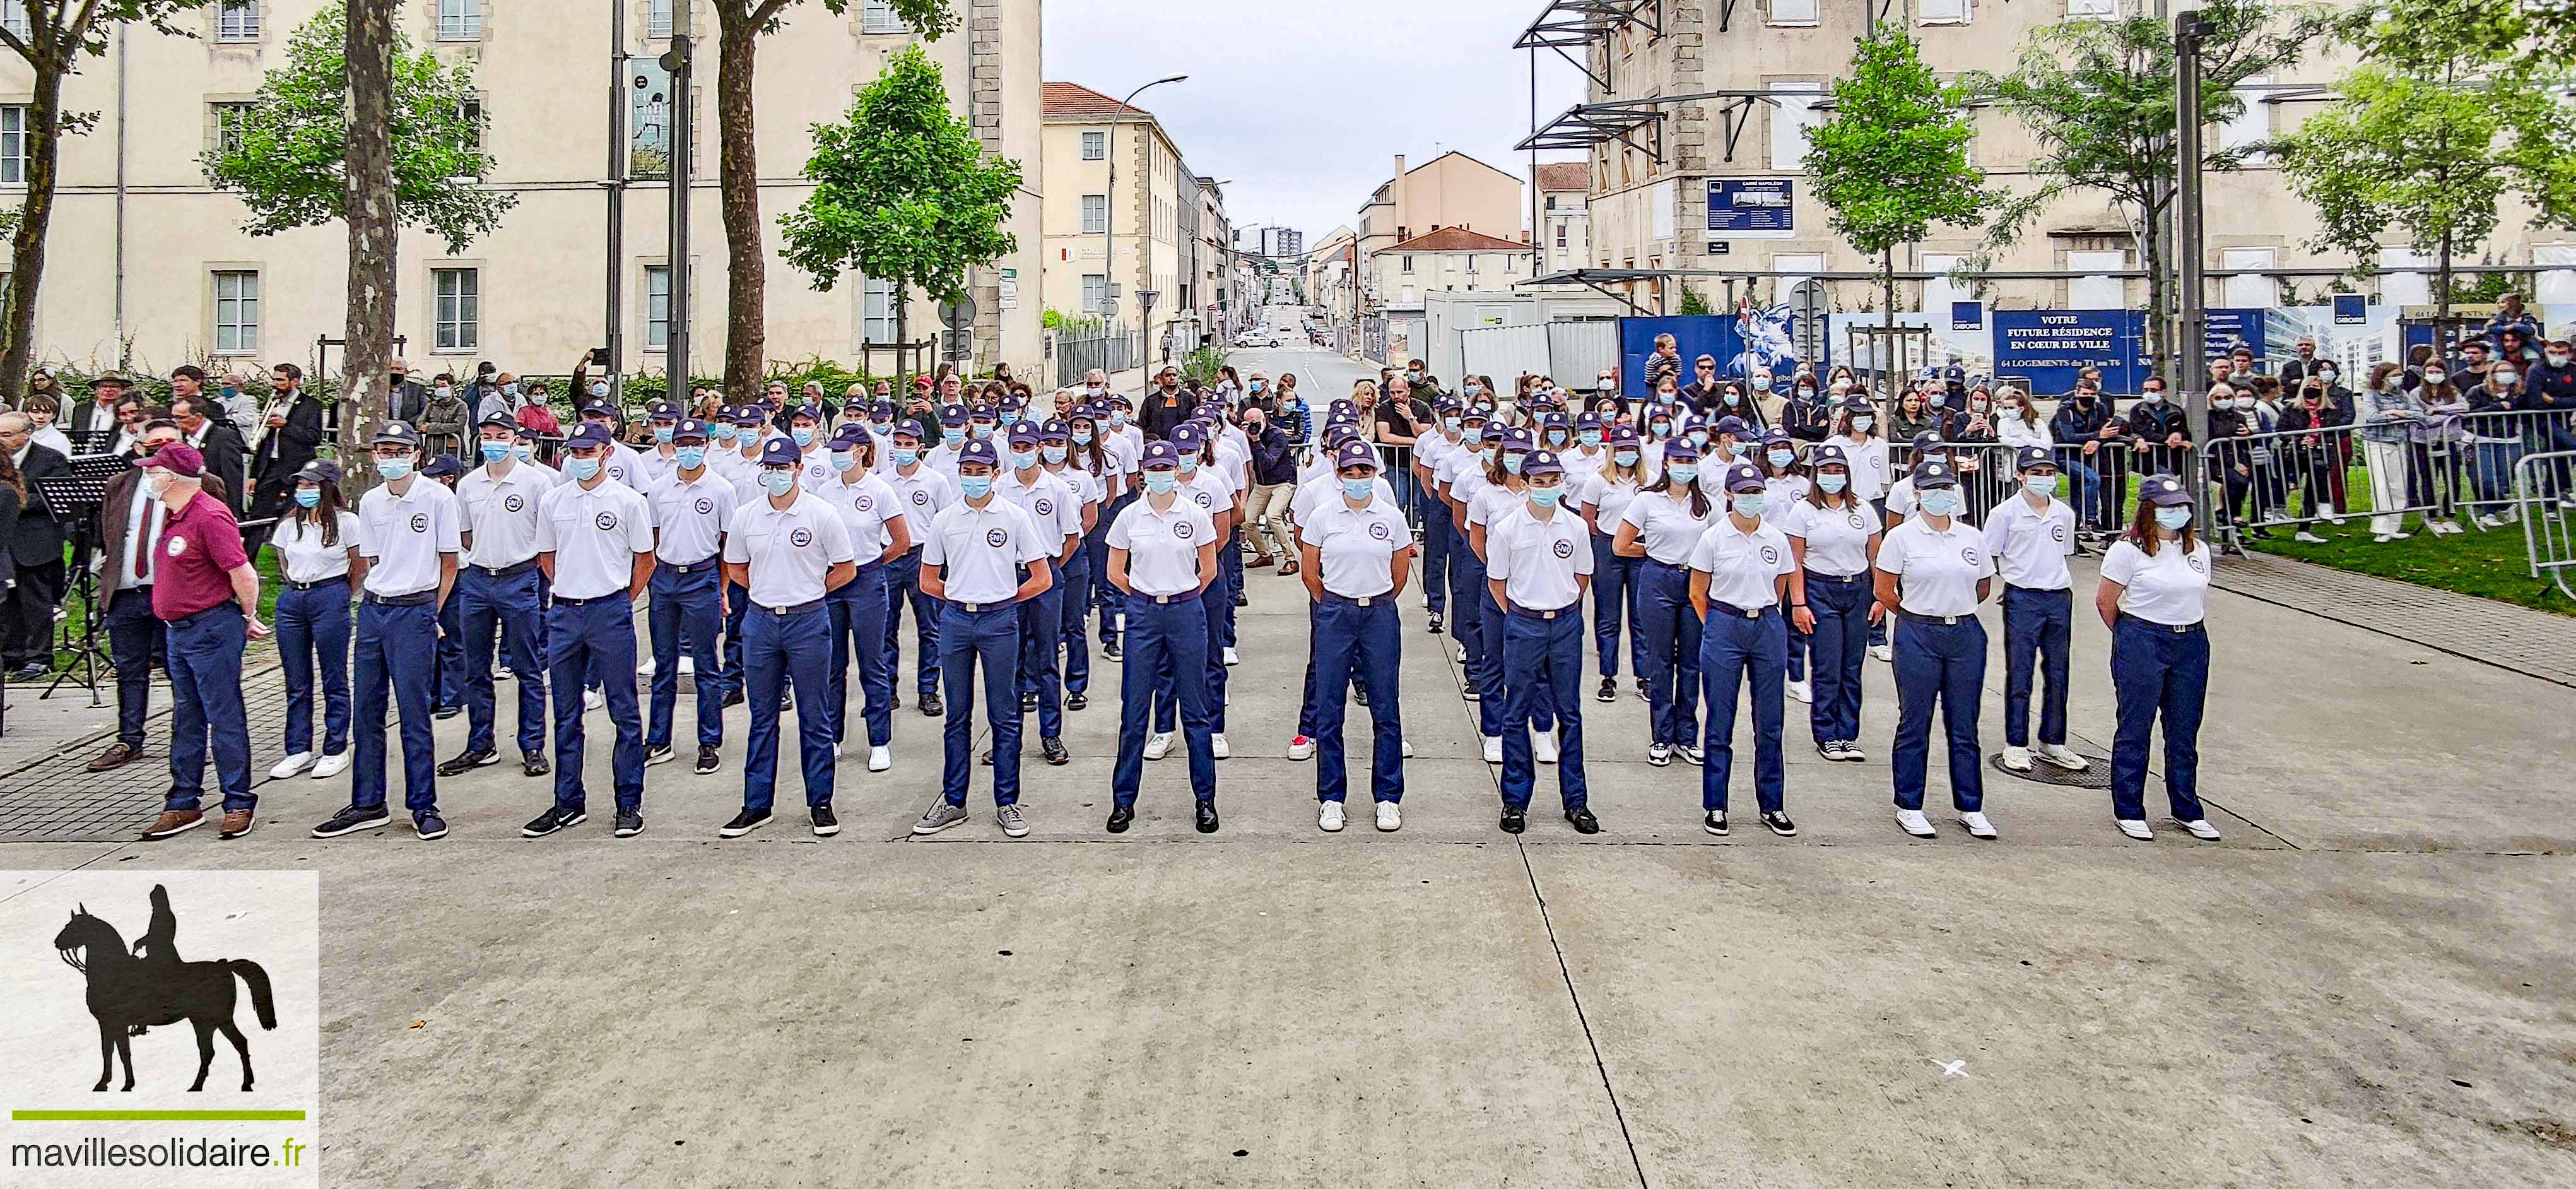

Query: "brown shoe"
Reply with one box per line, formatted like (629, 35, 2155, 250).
(88, 742, 143, 772)
(218, 810, 256, 839)
(141, 809, 204, 841)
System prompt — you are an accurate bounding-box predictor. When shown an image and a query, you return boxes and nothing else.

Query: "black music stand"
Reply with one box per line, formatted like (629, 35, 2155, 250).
(35, 455, 132, 710)
(62, 427, 117, 456)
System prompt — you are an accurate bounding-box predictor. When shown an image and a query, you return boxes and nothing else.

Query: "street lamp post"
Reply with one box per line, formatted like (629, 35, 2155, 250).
(664, 0, 695, 398)
(1105, 75, 1185, 362)
(2174, 3, 2215, 538)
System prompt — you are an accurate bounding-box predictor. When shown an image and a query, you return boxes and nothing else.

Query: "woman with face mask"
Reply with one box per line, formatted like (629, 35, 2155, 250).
(2093, 474, 2221, 843)
(1466, 428, 1551, 764)
(1433, 416, 1498, 690)
(1755, 432, 1814, 701)
(1614, 438, 1711, 767)
(2351, 362, 2425, 542)
(1985, 446, 2085, 776)
(1871, 458, 1997, 840)
(1782, 376, 1830, 442)
(1578, 425, 1650, 704)
(1296, 440, 1414, 833)
(1687, 462, 1803, 837)
(2409, 365, 2469, 536)
(1781, 445, 1880, 762)
(268, 460, 362, 784)
(1833, 400, 1891, 506)
(2280, 379, 2350, 539)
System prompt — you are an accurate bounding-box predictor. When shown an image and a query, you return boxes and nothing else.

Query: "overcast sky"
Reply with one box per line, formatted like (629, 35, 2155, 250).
(1041, 0, 1588, 247)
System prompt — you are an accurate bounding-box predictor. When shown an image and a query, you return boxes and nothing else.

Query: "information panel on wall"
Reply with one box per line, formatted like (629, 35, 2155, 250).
(1989, 310, 2154, 394)
(1705, 179, 1795, 238)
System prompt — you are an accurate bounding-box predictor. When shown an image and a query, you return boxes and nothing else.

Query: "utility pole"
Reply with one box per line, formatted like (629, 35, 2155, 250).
(664, 0, 695, 399)
(2174, 1, 2214, 538)
(604, 0, 627, 384)
(1105, 76, 1185, 357)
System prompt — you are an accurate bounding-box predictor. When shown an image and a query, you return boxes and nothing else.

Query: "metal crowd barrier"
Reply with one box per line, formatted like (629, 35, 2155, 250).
(2515, 449, 2576, 601)
(2194, 409, 2576, 540)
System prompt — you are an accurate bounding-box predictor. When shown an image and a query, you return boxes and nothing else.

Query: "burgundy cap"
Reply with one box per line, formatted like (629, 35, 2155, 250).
(135, 442, 205, 478)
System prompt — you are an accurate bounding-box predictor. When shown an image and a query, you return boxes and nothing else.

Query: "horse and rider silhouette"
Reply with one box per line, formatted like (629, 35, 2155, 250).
(50, 885, 278, 1093)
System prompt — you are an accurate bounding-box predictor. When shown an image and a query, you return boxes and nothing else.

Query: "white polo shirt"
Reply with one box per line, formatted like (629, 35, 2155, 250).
(1981, 494, 2077, 591)
(1465, 479, 1522, 532)
(1840, 435, 1891, 501)
(1106, 496, 1215, 598)
(1292, 471, 1394, 525)
(815, 471, 901, 561)
(1616, 488, 1711, 565)
(535, 477, 655, 601)
(992, 468, 1082, 555)
(2100, 536, 2211, 626)
(637, 446, 683, 489)
(885, 463, 958, 543)
(455, 461, 553, 569)
(922, 441, 966, 484)
(1688, 517, 1797, 612)
(355, 477, 461, 598)
(797, 446, 840, 493)
(1045, 464, 1103, 517)
(1874, 514, 1996, 617)
(1578, 471, 1641, 537)
(1174, 468, 1236, 525)
(1561, 445, 1609, 487)
(599, 441, 649, 492)
(647, 470, 736, 566)
(1885, 474, 1919, 519)
(922, 496, 1047, 605)
(1299, 495, 1413, 598)
(724, 489, 857, 608)
(1485, 504, 1591, 610)
(271, 512, 360, 585)
(1780, 497, 1878, 577)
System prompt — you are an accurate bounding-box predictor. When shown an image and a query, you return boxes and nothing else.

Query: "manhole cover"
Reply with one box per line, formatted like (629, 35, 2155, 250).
(1987, 750, 2114, 790)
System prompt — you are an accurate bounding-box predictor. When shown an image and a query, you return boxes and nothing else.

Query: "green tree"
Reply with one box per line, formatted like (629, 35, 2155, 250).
(0, 0, 215, 399)
(714, 0, 953, 399)
(1805, 28, 1992, 340)
(2278, 0, 2575, 343)
(779, 45, 1021, 384)
(1970, 0, 2329, 379)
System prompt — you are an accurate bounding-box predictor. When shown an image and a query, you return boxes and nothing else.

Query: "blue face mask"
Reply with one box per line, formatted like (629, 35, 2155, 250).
(1613, 449, 1639, 468)
(1110, 412, 1129, 428)
(1528, 486, 1562, 507)
(959, 475, 994, 500)
(1816, 473, 1848, 494)
(791, 427, 816, 447)
(1011, 449, 1038, 471)
(2155, 506, 2194, 531)
(1178, 456, 1200, 475)
(1544, 430, 1568, 447)
(1686, 430, 1709, 447)
(481, 441, 512, 463)
(871, 420, 891, 435)
(566, 456, 602, 482)
(1340, 476, 1374, 500)
(1920, 490, 1961, 517)
(831, 451, 858, 473)
(944, 429, 967, 447)
(1444, 417, 1463, 433)
(590, 382, 610, 399)
(375, 458, 414, 482)
(1649, 422, 1672, 439)
(1579, 430, 1602, 448)
(654, 425, 674, 444)
(1732, 493, 1767, 518)
(711, 423, 736, 442)
(1502, 454, 1524, 475)
(1042, 446, 1067, 465)
(1480, 447, 1500, 465)
(1143, 471, 1179, 494)
(1072, 430, 1094, 445)
(676, 447, 706, 470)
(1667, 464, 1699, 485)
(999, 411, 1020, 426)
(514, 445, 534, 463)
(893, 447, 920, 467)
(1768, 449, 1794, 468)
(970, 423, 995, 440)
(293, 487, 321, 509)
(761, 469, 796, 497)
(1250, 381, 1265, 394)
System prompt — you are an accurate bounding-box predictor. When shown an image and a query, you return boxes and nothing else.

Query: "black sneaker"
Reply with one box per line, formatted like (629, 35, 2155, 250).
(1233, 591, 1248, 608)
(718, 808, 771, 838)
(1354, 686, 1370, 707)
(1066, 691, 1088, 711)
(1106, 803, 1134, 833)
(1427, 612, 1444, 635)
(1761, 811, 1797, 837)
(722, 688, 746, 709)
(614, 811, 644, 837)
(1565, 807, 1601, 835)
(644, 744, 674, 767)
(1462, 686, 1481, 702)
(522, 806, 586, 838)
(919, 690, 944, 717)
(1042, 736, 1070, 766)
(1596, 677, 1617, 704)
(1703, 810, 1729, 837)
(1195, 800, 1220, 834)
(436, 748, 498, 777)
(309, 804, 392, 839)
(433, 705, 462, 720)
(1499, 807, 1527, 834)
(1103, 639, 1123, 662)
(413, 810, 449, 841)
(1021, 692, 1040, 714)
(520, 750, 550, 778)
(695, 745, 721, 775)
(811, 804, 840, 837)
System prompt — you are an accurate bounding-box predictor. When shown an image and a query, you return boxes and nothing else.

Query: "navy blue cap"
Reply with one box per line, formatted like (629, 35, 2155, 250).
(1501, 426, 1535, 451)
(565, 423, 615, 449)
(648, 401, 679, 420)
(373, 420, 421, 447)
(938, 403, 969, 427)
(1910, 430, 1942, 451)
(673, 418, 710, 444)
(997, 394, 1023, 413)
(1661, 439, 1702, 463)
(1478, 423, 1507, 444)
(1170, 423, 1205, 451)
(292, 458, 343, 487)
(477, 409, 517, 430)
(579, 400, 616, 417)
(1722, 462, 1765, 494)
(2142, 472, 2193, 507)
(891, 418, 929, 442)
(1763, 428, 1794, 446)
(831, 423, 871, 447)
(1008, 423, 1042, 449)
(789, 404, 821, 423)
(958, 439, 1001, 469)
(1139, 440, 1182, 470)
(2015, 444, 2056, 472)
(1576, 413, 1604, 430)
(758, 438, 801, 468)
(870, 400, 897, 420)
(1811, 442, 1849, 468)
(1607, 424, 1640, 447)
(1912, 459, 1959, 489)
(419, 454, 467, 479)
(1522, 449, 1565, 478)
(1844, 398, 1877, 415)
(1714, 416, 1750, 437)
(1333, 440, 1379, 471)
(968, 403, 998, 421)
(1038, 418, 1071, 442)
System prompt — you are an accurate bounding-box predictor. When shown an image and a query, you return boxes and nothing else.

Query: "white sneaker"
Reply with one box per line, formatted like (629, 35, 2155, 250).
(2000, 745, 2033, 772)
(2385, 530, 2413, 541)
(1454, 644, 1469, 665)
(868, 745, 892, 773)
(2324, 509, 2346, 524)
(1895, 809, 1936, 838)
(1787, 678, 1812, 704)
(1647, 742, 1672, 766)
(1143, 732, 1173, 760)
(1287, 735, 1316, 760)
(1676, 744, 1703, 767)
(2293, 530, 2327, 543)
(677, 656, 695, 676)
(2035, 743, 2087, 771)
(1869, 643, 1893, 662)
(269, 752, 315, 779)
(2116, 819, 2155, 841)
(832, 742, 844, 759)
(2474, 515, 2503, 530)
(1401, 738, 1414, 758)
(2436, 521, 2464, 536)
(1375, 801, 1402, 832)
(1318, 801, 1346, 832)
(1211, 733, 1232, 759)
(1481, 735, 1503, 764)
(2174, 817, 2223, 841)
(2372, 534, 2395, 543)
(310, 751, 351, 779)
(496, 665, 514, 680)
(1223, 647, 1240, 666)
(638, 656, 657, 677)
(584, 689, 606, 711)
(1958, 812, 1998, 839)
(1533, 730, 1559, 764)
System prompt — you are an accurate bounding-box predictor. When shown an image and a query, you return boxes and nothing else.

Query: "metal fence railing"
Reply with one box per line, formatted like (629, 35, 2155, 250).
(2517, 449, 2576, 601)
(1054, 329, 1141, 389)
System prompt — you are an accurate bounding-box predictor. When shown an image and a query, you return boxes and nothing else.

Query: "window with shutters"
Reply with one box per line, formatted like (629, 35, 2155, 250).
(862, 277, 898, 343)
(216, 0, 261, 40)
(1081, 131, 1105, 160)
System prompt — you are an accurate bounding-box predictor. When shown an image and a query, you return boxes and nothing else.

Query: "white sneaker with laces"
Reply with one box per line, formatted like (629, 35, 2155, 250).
(1318, 801, 1346, 832)
(2385, 531, 2413, 541)
(584, 689, 606, 711)
(1869, 643, 1893, 662)
(1482, 735, 1503, 764)
(1144, 731, 1173, 760)
(2035, 743, 2087, 771)
(2475, 515, 2505, 531)
(868, 745, 893, 773)
(1958, 812, 1998, 839)
(1895, 809, 1936, 838)
(270, 752, 315, 780)
(1454, 644, 1469, 665)
(2116, 819, 2155, 841)
(2294, 530, 2327, 543)
(1840, 741, 1868, 762)
(1375, 801, 1402, 832)
(1210, 733, 1231, 759)
(1532, 730, 1559, 764)
(678, 656, 695, 676)
(2372, 534, 2394, 543)
(1676, 744, 1703, 767)
(2000, 745, 2033, 772)
(1287, 735, 1316, 760)
(1787, 678, 1812, 704)
(2174, 818, 2223, 841)
(637, 656, 657, 677)
(1223, 647, 1240, 666)
(311, 751, 351, 779)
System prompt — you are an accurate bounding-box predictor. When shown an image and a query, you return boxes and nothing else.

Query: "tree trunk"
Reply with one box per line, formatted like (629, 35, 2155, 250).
(2435, 228, 2454, 357)
(0, 52, 68, 403)
(1881, 245, 1896, 382)
(893, 280, 909, 387)
(716, 20, 766, 401)
(343, 0, 399, 492)
(2139, 222, 2170, 388)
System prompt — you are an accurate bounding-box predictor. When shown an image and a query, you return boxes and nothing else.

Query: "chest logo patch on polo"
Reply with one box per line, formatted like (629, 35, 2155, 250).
(167, 536, 187, 558)
(408, 513, 428, 533)
(595, 512, 620, 531)
(1035, 498, 1053, 518)
(855, 495, 873, 513)
(502, 494, 526, 514)
(1760, 545, 1780, 565)
(912, 490, 931, 506)
(985, 528, 1009, 548)
(1174, 521, 1194, 540)
(2186, 553, 2207, 573)
(1368, 521, 1391, 541)
(695, 497, 715, 516)
(1961, 547, 1982, 567)
(2049, 523, 2068, 543)
(1553, 538, 1575, 559)
(789, 528, 814, 548)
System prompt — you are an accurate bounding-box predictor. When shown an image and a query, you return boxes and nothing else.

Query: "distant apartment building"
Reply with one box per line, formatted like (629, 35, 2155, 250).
(1367, 227, 1534, 315)
(1354, 152, 1526, 313)
(1536, 162, 1589, 277)
(1039, 81, 1211, 363)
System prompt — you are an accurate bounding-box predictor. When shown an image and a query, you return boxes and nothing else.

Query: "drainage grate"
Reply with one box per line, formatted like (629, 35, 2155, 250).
(1987, 749, 2114, 791)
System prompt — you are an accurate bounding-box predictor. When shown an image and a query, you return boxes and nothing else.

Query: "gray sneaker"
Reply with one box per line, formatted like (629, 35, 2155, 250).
(912, 801, 968, 835)
(996, 803, 1030, 838)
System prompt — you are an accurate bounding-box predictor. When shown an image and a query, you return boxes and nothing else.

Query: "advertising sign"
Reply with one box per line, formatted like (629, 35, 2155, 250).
(1704, 179, 1794, 238)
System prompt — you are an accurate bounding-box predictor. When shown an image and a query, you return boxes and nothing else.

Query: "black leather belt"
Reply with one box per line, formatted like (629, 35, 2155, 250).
(2119, 613, 2204, 635)
(285, 578, 346, 591)
(662, 557, 719, 574)
(1803, 571, 1864, 583)
(168, 603, 243, 629)
(1136, 588, 1201, 606)
(1897, 609, 1973, 627)
(1509, 602, 1580, 620)
(554, 593, 627, 607)
(756, 600, 825, 617)
(1322, 592, 1389, 608)
(365, 591, 435, 608)
(1714, 603, 1770, 619)
(955, 598, 1016, 613)
(470, 559, 537, 579)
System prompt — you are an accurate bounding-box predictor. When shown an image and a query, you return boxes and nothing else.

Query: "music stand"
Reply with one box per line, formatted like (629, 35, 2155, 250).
(62, 427, 117, 456)
(34, 454, 132, 711)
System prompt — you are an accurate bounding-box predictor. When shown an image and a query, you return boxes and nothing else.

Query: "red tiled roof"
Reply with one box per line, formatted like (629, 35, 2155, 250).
(1387, 227, 1529, 252)
(1534, 162, 1589, 192)
(1044, 82, 1150, 119)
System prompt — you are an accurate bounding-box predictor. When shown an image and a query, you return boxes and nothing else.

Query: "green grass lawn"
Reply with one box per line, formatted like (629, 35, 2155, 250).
(27, 547, 292, 677)
(2240, 469, 2576, 617)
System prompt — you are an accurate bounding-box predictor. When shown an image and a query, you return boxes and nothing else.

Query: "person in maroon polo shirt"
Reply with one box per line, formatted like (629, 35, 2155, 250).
(134, 442, 271, 843)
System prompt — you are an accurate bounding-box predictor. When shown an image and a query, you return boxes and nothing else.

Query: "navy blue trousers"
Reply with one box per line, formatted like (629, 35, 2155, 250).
(1419, 494, 1453, 615)
(1113, 593, 1215, 806)
(1448, 524, 1484, 671)
(2001, 585, 2073, 748)
(1891, 617, 1987, 812)
(649, 564, 726, 750)
(1218, 526, 1244, 649)
(1591, 538, 1645, 680)
(274, 583, 351, 759)
(939, 602, 1022, 807)
(1018, 574, 1067, 739)
(741, 603, 834, 812)
(1155, 581, 1230, 735)
(434, 585, 466, 712)
(1311, 595, 1404, 803)
(719, 577, 750, 698)
(353, 599, 441, 813)
(546, 595, 645, 813)
(1058, 551, 1093, 695)
(826, 564, 895, 750)
(459, 566, 546, 755)
(2109, 617, 2209, 822)
(883, 548, 941, 696)
(1802, 574, 1870, 745)
(1092, 490, 1136, 644)
(1637, 560, 1703, 748)
(104, 588, 161, 749)
(1700, 608, 1787, 813)
(1500, 608, 1587, 811)
(164, 603, 253, 813)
